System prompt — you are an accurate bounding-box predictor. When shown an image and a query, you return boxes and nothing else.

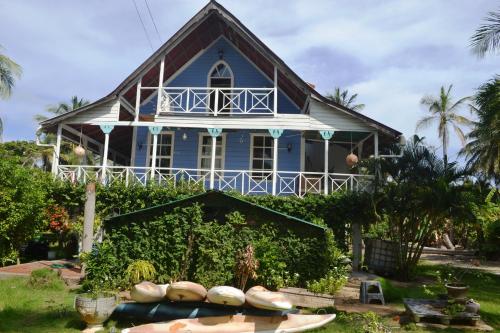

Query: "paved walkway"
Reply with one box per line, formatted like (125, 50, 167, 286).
(0, 260, 82, 284)
(421, 253, 500, 276)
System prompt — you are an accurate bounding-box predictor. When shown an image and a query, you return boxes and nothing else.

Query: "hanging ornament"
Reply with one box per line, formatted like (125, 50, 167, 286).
(346, 132, 358, 166)
(74, 145, 85, 157)
(346, 153, 358, 166)
(74, 125, 86, 158)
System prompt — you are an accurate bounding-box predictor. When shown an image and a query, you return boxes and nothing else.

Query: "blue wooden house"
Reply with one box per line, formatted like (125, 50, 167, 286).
(38, 1, 402, 197)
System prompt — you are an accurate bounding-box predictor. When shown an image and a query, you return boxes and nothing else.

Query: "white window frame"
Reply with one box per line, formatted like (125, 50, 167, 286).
(146, 130, 175, 170)
(197, 132, 227, 171)
(207, 60, 234, 114)
(249, 133, 274, 177)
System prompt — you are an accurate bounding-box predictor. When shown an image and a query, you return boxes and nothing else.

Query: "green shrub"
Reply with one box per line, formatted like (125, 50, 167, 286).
(28, 268, 65, 290)
(0, 159, 52, 265)
(306, 267, 348, 295)
(83, 204, 341, 290)
(126, 260, 157, 285)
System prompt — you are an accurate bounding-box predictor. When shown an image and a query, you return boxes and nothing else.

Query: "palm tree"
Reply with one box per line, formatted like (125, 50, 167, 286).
(0, 46, 22, 141)
(461, 76, 500, 183)
(326, 87, 365, 112)
(416, 85, 471, 165)
(470, 9, 500, 57)
(34, 95, 90, 122)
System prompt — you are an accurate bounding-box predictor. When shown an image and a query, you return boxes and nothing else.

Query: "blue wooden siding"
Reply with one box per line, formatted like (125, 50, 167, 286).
(140, 37, 300, 115)
(134, 128, 301, 172)
(134, 37, 302, 171)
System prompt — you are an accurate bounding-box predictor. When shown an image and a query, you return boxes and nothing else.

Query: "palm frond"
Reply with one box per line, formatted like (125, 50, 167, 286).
(415, 115, 436, 131)
(470, 10, 500, 57)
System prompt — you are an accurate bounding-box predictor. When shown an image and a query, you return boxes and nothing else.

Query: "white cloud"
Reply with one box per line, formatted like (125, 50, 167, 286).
(0, 0, 497, 163)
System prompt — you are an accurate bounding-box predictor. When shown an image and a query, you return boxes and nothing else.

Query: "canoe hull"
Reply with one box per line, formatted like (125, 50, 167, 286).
(121, 313, 336, 333)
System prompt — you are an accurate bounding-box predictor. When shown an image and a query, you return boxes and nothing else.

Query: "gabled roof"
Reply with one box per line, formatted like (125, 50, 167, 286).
(40, 1, 401, 138)
(105, 190, 326, 234)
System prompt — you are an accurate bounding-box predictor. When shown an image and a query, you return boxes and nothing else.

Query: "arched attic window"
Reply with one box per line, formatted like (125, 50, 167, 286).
(208, 61, 233, 113)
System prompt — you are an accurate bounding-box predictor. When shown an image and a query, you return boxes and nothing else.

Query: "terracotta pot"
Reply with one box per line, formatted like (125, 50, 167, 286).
(346, 153, 358, 166)
(75, 293, 117, 329)
(445, 283, 469, 299)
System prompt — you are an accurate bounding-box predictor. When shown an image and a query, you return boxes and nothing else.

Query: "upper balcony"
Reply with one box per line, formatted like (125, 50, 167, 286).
(139, 86, 277, 117)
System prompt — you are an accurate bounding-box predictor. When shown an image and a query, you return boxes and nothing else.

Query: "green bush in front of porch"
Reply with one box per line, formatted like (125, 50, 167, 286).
(82, 203, 346, 291)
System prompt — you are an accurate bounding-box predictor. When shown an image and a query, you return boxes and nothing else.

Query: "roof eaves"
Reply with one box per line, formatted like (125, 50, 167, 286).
(311, 93, 402, 137)
(38, 95, 115, 128)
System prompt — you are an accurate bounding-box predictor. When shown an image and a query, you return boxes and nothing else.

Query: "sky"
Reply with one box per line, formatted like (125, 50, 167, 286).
(0, 0, 498, 161)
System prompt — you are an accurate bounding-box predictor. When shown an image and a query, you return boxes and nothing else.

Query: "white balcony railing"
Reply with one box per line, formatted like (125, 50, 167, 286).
(145, 87, 276, 116)
(57, 165, 373, 197)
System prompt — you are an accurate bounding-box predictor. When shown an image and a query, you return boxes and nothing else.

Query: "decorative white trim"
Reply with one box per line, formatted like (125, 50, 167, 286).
(197, 132, 226, 170)
(139, 36, 225, 107)
(145, 130, 175, 169)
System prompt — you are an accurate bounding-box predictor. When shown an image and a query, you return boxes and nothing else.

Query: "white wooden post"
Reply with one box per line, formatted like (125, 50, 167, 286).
(320, 130, 334, 195)
(208, 128, 222, 189)
(148, 126, 162, 180)
(374, 131, 379, 158)
(135, 78, 142, 122)
(52, 123, 62, 176)
(130, 126, 137, 166)
(268, 129, 284, 196)
(352, 222, 362, 272)
(214, 89, 219, 116)
(99, 124, 114, 183)
(156, 58, 165, 114)
(273, 66, 278, 116)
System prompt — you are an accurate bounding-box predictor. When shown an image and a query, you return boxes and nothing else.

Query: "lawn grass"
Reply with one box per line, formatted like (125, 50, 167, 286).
(0, 276, 83, 333)
(0, 263, 498, 333)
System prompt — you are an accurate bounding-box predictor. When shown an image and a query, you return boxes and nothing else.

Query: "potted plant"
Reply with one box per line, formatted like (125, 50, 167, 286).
(437, 265, 469, 300)
(74, 287, 118, 330)
(75, 252, 119, 330)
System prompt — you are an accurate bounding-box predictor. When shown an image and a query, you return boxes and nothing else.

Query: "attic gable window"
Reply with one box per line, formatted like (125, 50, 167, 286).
(208, 61, 233, 113)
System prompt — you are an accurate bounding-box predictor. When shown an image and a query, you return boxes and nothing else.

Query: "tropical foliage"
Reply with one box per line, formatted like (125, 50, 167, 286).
(470, 8, 500, 57)
(0, 45, 22, 141)
(0, 158, 52, 266)
(326, 87, 365, 112)
(366, 136, 470, 279)
(82, 204, 345, 291)
(35, 95, 90, 122)
(416, 84, 471, 165)
(462, 76, 500, 182)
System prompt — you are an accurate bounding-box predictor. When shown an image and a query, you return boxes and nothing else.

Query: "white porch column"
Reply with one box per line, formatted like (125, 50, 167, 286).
(320, 130, 334, 195)
(148, 126, 163, 180)
(99, 124, 114, 183)
(51, 123, 62, 176)
(130, 126, 137, 166)
(156, 58, 165, 114)
(134, 78, 142, 122)
(207, 128, 222, 190)
(268, 129, 284, 196)
(273, 66, 278, 116)
(374, 131, 379, 158)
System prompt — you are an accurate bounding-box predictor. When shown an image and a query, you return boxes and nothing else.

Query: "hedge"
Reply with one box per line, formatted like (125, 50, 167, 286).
(83, 204, 344, 291)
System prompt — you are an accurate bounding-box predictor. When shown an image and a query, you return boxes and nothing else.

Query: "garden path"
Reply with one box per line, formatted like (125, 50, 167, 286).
(421, 254, 500, 276)
(0, 260, 81, 285)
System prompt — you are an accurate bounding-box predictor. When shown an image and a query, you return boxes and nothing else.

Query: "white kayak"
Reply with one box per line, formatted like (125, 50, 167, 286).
(121, 313, 336, 333)
(130, 282, 169, 303)
(207, 286, 246, 306)
(246, 286, 293, 311)
(166, 281, 207, 302)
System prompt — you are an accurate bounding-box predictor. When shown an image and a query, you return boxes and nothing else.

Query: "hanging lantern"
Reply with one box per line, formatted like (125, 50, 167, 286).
(74, 145, 86, 157)
(346, 153, 358, 166)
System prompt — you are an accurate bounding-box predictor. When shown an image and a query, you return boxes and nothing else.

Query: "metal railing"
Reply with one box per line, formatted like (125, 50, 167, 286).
(57, 165, 373, 196)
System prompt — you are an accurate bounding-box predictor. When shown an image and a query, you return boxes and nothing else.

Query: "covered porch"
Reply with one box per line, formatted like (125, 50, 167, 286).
(47, 123, 381, 197)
